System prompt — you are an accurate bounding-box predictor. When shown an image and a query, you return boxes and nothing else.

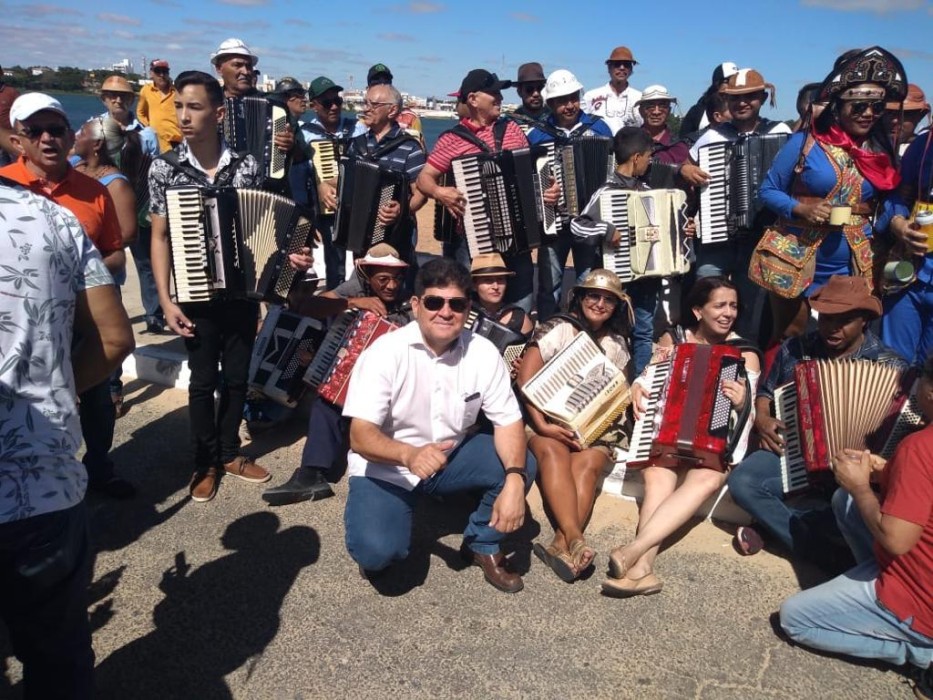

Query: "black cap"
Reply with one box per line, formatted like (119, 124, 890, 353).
(367, 63, 393, 86)
(458, 69, 511, 103)
(273, 77, 304, 95)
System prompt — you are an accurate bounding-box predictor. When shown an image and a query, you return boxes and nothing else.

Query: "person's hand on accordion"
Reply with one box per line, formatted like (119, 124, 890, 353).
(720, 377, 746, 409)
(683, 217, 698, 238)
(287, 246, 314, 273)
(679, 162, 710, 187)
(436, 186, 466, 218)
(273, 123, 295, 156)
(348, 296, 388, 317)
(631, 381, 650, 421)
(755, 408, 785, 455)
(541, 179, 560, 207)
(536, 421, 582, 451)
(891, 215, 929, 257)
(376, 200, 402, 226)
(162, 301, 196, 338)
(831, 448, 874, 493)
(318, 181, 338, 212)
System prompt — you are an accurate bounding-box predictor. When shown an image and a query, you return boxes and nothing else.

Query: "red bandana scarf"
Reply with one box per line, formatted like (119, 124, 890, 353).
(814, 123, 900, 191)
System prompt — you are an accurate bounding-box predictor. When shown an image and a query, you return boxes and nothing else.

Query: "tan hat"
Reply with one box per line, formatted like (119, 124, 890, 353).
(357, 243, 408, 269)
(470, 253, 513, 277)
(809, 275, 882, 319)
(634, 84, 677, 107)
(606, 46, 638, 65)
(722, 68, 776, 106)
(100, 75, 135, 95)
(573, 269, 627, 303)
(886, 83, 930, 114)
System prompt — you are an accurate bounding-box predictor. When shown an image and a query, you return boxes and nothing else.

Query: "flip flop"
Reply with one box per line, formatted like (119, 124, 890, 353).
(532, 542, 577, 583)
(600, 572, 664, 598)
(568, 538, 596, 573)
(734, 526, 764, 556)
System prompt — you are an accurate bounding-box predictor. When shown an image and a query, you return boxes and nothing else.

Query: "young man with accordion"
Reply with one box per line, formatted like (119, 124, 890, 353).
(149, 70, 312, 504)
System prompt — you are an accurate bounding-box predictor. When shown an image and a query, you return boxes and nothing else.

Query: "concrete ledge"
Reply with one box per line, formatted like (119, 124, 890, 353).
(122, 344, 191, 389)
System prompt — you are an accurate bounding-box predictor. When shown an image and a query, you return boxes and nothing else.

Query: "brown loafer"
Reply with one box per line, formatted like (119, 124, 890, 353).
(461, 544, 523, 593)
(190, 467, 219, 503)
(600, 572, 664, 598)
(223, 456, 271, 483)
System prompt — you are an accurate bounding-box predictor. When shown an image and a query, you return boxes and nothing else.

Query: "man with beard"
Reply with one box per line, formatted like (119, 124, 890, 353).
(510, 62, 549, 132)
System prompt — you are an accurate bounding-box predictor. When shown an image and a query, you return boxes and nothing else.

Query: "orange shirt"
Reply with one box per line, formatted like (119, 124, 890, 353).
(0, 157, 123, 255)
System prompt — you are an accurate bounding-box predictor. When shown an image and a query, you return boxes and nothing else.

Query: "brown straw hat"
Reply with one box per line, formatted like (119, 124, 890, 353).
(470, 252, 514, 277)
(809, 275, 882, 319)
(100, 75, 136, 95)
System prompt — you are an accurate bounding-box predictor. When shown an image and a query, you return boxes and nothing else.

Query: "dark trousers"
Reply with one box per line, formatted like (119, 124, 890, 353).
(183, 299, 258, 468)
(0, 502, 94, 700)
(300, 397, 347, 471)
(79, 379, 116, 485)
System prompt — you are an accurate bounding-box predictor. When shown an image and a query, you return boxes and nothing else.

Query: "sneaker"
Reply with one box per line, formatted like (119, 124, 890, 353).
(145, 320, 167, 335)
(262, 467, 334, 506)
(734, 526, 764, 556)
(223, 456, 271, 483)
(913, 664, 933, 700)
(190, 468, 219, 502)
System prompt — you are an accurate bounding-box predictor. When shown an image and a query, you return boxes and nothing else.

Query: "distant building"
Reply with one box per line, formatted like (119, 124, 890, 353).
(109, 58, 133, 74)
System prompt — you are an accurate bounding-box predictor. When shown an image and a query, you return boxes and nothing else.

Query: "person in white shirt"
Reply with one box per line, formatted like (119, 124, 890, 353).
(342, 258, 536, 593)
(581, 45, 643, 134)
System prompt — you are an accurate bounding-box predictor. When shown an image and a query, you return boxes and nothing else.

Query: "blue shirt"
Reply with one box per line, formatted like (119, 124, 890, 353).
(345, 123, 425, 182)
(891, 131, 933, 285)
(526, 113, 613, 146)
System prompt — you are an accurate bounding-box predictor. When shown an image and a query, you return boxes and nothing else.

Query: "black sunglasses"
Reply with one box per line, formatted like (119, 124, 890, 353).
(318, 96, 343, 109)
(608, 61, 633, 70)
(18, 123, 69, 139)
(521, 82, 546, 94)
(421, 295, 469, 313)
(152, 68, 169, 75)
(847, 100, 885, 116)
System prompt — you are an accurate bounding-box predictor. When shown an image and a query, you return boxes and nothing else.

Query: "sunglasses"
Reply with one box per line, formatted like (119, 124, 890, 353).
(318, 97, 343, 109)
(608, 61, 634, 70)
(101, 91, 131, 101)
(152, 68, 169, 75)
(584, 291, 618, 306)
(521, 83, 546, 94)
(18, 123, 69, 140)
(846, 100, 885, 116)
(421, 295, 469, 313)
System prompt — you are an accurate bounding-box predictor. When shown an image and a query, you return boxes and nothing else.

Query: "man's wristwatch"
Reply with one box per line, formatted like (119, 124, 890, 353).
(504, 467, 527, 485)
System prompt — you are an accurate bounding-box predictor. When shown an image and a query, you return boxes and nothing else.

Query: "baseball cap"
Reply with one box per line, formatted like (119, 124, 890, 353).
(210, 38, 259, 67)
(150, 59, 170, 71)
(458, 69, 511, 103)
(367, 64, 393, 86)
(712, 62, 739, 85)
(9, 93, 68, 125)
(308, 76, 343, 100)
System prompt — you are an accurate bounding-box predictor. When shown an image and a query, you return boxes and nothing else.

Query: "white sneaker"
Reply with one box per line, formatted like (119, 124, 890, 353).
(238, 421, 252, 446)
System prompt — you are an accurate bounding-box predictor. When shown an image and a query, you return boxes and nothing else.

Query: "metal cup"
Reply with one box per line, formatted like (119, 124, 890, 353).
(829, 205, 852, 227)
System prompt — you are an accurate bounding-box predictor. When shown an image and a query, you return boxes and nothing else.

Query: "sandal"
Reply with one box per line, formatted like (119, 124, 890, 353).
(532, 542, 577, 583)
(601, 572, 664, 598)
(607, 547, 629, 580)
(567, 538, 596, 574)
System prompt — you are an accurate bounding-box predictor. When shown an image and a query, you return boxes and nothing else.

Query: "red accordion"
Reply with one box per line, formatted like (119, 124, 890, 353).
(628, 343, 746, 471)
(302, 310, 399, 407)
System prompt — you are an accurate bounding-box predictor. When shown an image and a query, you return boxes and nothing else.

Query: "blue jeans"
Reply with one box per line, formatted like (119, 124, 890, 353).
(129, 226, 163, 326)
(780, 559, 933, 669)
(535, 234, 599, 321)
(832, 487, 876, 564)
(694, 235, 767, 342)
(727, 449, 841, 563)
(0, 502, 95, 699)
(442, 237, 534, 313)
(344, 433, 537, 570)
(317, 215, 347, 290)
(882, 276, 933, 367)
(627, 277, 662, 375)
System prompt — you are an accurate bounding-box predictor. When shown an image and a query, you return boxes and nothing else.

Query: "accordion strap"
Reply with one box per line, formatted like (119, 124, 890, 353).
(442, 119, 510, 153)
(351, 131, 420, 163)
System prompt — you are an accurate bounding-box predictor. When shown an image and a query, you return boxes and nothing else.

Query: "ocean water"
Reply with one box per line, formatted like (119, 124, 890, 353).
(53, 92, 451, 149)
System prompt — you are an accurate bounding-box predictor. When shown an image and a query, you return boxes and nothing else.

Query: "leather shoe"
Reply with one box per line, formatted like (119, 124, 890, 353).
(460, 543, 523, 593)
(190, 468, 219, 502)
(262, 467, 334, 506)
(223, 456, 271, 483)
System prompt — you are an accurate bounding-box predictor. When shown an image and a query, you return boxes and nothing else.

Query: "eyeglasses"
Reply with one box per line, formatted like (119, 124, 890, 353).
(521, 83, 546, 94)
(318, 96, 343, 109)
(583, 291, 618, 306)
(846, 100, 885, 116)
(101, 91, 131, 101)
(17, 123, 69, 140)
(421, 295, 469, 313)
(370, 273, 404, 285)
(362, 100, 393, 110)
(608, 61, 634, 70)
(642, 102, 671, 112)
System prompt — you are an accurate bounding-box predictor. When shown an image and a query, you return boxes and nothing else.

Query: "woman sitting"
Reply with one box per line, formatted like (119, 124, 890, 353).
(518, 269, 633, 582)
(470, 252, 534, 336)
(603, 277, 761, 597)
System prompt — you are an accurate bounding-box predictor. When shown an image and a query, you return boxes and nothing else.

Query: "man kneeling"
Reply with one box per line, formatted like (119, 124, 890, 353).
(343, 258, 536, 593)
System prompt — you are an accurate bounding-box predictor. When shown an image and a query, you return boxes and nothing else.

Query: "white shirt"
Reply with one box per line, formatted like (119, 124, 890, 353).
(343, 321, 523, 490)
(689, 121, 793, 163)
(582, 82, 643, 134)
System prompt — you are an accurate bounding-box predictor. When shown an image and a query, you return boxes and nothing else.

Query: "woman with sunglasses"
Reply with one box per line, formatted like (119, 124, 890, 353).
(518, 269, 633, 582)
(753, 47, 907, 346)
(602, 276, 760, 597)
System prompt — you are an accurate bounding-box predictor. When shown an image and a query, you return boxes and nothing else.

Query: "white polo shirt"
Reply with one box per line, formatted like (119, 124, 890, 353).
(582, 82, 643, 134)
(343, 321, 523, 490)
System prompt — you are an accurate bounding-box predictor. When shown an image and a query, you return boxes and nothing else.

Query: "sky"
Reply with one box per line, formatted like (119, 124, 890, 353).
(0, 0, 931, 120)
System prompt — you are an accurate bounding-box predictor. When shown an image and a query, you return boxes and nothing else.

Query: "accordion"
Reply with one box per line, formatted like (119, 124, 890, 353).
(776, 359, 919, 494)
(628, 344, 746, 471)
(302, 310, 399, 407)
(333, 158, 410, 255)
(451, 147, 549, 258)
(521, 332, 631, 448)
(311, 138, 341, 215)
(432, 171, 458, 243)
(165, 186, 313, 304)
(248, 305, 327, 407)
(545, 136, 615, 218)
(466, 309, 527, 378)
(599, 189, 691, 283)
(223, 95, 289, 188)
(697, 133, 788, 243)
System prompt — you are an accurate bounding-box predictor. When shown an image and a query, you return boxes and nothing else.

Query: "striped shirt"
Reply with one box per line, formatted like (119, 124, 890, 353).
(426, 118, 528, 173)
(346, 124, 425, 182)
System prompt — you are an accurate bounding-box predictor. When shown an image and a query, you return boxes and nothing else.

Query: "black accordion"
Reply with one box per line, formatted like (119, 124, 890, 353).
(248, 305, 327, 407)
(333, 157, 410, 255)
(546, 136, 615, 218)
(165, 186, 314, 304)
(223, 96, 289, 189)
(451, 147, 549, 258)
(698, 132, 788, 243)
(466, 309, 527, 377)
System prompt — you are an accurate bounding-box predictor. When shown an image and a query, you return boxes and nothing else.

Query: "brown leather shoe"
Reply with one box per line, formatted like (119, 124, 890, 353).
(461, 544, 524, 593)
(190, 468, 219, 503)
(223, 456, 271, 483)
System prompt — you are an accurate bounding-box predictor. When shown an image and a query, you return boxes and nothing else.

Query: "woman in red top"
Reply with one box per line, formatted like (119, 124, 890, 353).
(779, 354, 933, 698)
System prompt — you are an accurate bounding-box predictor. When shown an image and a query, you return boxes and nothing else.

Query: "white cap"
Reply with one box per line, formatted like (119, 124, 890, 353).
(635, 85, 677, 106)
(9, 92, 67, 125)
(210, 38, 259, 67)
(543, 69, 584, 101)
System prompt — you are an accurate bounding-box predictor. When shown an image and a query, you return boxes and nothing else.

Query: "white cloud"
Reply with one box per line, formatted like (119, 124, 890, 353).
(97, 12, 141, 26)
(801, 0, 926, 12)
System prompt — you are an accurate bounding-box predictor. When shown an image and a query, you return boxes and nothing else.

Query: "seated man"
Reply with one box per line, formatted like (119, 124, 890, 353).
(262, 244, 412, 506)
(343, 258, 537, 593)
(727, 276, 907, 571)
(779, 352, 933, 698)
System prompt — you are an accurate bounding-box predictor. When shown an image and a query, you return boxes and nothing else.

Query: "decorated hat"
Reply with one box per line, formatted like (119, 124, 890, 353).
(722, 69, 777, 106)
(543, 69, 583, 101)
(470, 253, 513, 277)
(273, 77, 304, 95)
(816, 46, 907, 104)
(357, 243, 408, 269)
(809, 275, 882, 319)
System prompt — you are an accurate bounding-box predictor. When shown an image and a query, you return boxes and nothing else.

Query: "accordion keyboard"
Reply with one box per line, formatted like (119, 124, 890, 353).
(453, 157, 496, 257)
(166, 187, 213, 303)
(698, 144, 730, 244)
(628, 360, 672, 465)
(775, 383, 808, 494)
(599, 191, 634, 283)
